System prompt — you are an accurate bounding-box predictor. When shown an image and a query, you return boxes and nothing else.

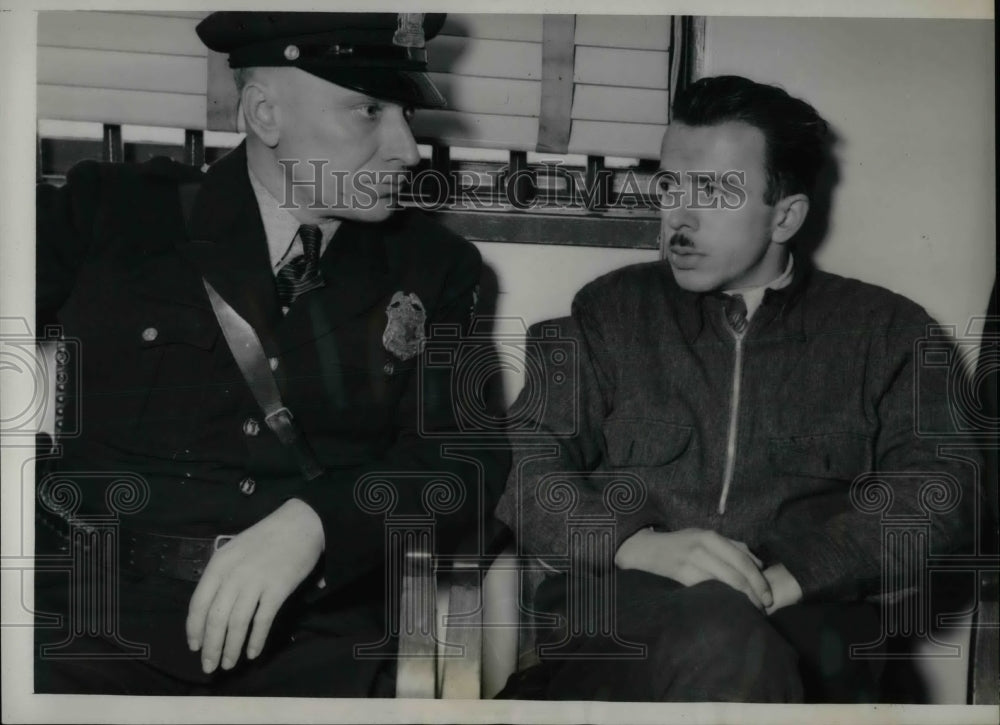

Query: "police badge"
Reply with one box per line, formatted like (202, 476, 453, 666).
(393, 13, 426, 49)
(383, 291, 427, 361)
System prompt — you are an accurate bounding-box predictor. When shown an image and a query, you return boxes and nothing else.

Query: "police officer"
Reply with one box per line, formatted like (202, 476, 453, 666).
(35, 12, 507, 696)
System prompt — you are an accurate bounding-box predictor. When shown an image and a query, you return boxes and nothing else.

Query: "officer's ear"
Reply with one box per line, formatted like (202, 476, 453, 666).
(241, 72, 281, 148)
(770, 193, 809, 246)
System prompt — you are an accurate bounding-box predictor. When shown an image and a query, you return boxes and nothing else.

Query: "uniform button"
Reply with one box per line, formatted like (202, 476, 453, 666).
(242, 417, 261, 437)
(141, 327, 158, 342)
(383, 361, 395, 375)
(269, 357, 279, 371)
(238, 476, 256, 496)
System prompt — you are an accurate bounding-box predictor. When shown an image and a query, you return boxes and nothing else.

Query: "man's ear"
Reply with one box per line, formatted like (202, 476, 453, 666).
(241, 79, 280, 148)
(770, 194, 810, 245)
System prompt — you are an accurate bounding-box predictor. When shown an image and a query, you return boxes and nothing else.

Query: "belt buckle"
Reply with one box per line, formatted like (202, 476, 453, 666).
(264, 406, 294, 429)
(214, 535, 233, 552)
(264, 406, 297, 445)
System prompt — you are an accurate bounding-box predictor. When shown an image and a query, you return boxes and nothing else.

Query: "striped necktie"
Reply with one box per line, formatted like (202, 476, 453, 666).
(723, 293, 748, 334)
(276, 224, 325, 310)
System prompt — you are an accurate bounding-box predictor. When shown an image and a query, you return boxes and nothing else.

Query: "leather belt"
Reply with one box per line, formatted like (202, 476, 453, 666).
(36, 507, 231, 583)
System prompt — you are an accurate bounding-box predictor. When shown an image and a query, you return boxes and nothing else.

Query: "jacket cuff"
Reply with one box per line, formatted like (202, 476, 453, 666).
(288, 483, 385, 597)
(760, 529, 867, 602)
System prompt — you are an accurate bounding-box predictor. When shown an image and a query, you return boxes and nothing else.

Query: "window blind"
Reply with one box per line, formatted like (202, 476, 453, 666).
(39, 12, 674, 162)
(38, 11, 209, 130)
(568, 15, 672, 159)
(410, 14, 672, 161)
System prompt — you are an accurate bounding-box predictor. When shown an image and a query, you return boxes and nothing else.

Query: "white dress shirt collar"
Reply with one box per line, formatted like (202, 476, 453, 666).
(722, 254, 795, 321)
(247, 163, 340, 272)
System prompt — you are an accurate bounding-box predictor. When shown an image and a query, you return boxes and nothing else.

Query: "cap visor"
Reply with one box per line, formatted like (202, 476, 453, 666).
(299, 66, 447, 109)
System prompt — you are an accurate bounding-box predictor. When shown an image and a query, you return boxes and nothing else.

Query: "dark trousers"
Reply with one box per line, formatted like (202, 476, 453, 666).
(498, 570, 883, 703)
(33, 527, 395, 696)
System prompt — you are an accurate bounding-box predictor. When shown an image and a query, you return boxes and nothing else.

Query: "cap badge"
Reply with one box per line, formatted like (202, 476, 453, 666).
(393, 13, 426, 49)
(383, 291, 427, 361)
(284, 44, 300, 61)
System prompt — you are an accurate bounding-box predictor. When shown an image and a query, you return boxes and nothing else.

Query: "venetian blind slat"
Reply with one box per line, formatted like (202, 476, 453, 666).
(574, 46, 670, 89)
(567, 120, 665, 159)
(427, 74, 540, 117)
(442, 14, 543, 42)
(572, 85, 669, 125)
(574, 15, 671, 51)
(428, 36, 542, 80)
(410, 111, 539, 152)
(38, 11, 205, 57)
(39, 47, 207, 96)
(38, 85, 206, 129)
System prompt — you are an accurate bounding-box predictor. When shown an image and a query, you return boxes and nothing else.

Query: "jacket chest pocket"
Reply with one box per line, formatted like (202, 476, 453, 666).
(768, 432, 874, 482)
(127, 304, 221, 450)
(602, 417, 693, 468)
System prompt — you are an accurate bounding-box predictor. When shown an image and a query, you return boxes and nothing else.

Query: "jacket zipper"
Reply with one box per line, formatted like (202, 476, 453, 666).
(718, 328, 745, 515)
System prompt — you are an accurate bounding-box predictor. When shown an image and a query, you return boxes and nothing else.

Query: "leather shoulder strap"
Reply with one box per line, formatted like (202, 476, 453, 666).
(203, 279, 324, 481)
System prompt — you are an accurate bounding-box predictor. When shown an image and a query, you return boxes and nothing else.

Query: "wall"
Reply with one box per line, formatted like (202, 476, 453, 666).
(702, 17, 995, 339)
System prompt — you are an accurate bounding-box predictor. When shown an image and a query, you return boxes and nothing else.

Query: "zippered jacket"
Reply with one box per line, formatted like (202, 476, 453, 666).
(496, 259, 979, 601)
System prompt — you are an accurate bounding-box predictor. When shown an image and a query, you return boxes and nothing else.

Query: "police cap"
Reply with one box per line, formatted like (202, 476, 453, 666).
(196, 12, 447, 108)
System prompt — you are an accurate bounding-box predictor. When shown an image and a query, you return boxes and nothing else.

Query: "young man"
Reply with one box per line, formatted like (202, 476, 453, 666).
(496, 75, 976, 702)
(35, 12, 507, 696)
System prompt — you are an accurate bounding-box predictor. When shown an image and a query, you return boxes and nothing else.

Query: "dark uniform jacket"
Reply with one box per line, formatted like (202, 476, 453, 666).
(496, 260, 978, 602)
(36, 143, 508, 681)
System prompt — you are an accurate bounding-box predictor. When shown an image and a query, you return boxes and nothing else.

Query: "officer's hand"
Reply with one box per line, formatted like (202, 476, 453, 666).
(614, 527, 773, 611)
(762, 563, 803, 615)
(185, 498, 325, 674)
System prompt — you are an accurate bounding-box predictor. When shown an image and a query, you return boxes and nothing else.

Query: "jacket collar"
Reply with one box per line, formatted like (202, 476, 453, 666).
(672, 254, 812, 345)
(759, 256, 811, 341)
(666, 266, 706, 344)
(177, 142, 282, 351)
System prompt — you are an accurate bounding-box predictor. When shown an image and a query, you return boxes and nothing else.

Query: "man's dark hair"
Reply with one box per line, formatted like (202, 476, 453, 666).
(671, 75, 830, 205)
